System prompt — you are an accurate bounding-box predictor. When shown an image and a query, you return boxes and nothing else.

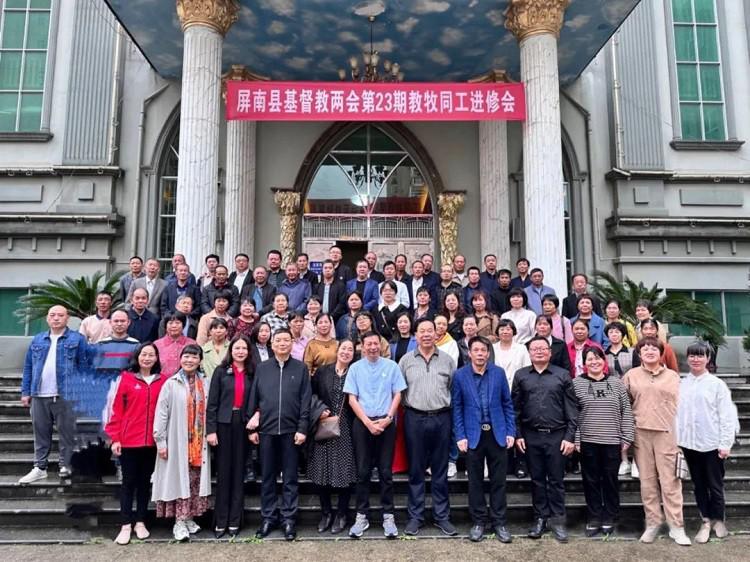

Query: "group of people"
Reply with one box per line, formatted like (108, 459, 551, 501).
(18, 247, 739, 546)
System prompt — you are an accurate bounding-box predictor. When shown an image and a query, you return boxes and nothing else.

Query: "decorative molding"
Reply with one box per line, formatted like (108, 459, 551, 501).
(437, 191, 465, 266)
(669, 139, 745, 152)
(0, 132, 53, 142)
(0, 166, 122, 178)
(0, 213, 124, 238)
(467, 69, 515, 83)
(504, 0, 569, 42)
(273, 189, 301, 265)
(221, 64, 269, 99)
(605, 216, 750, 240)
(606, 168, 750, 183)
(176, 0, 240, 36)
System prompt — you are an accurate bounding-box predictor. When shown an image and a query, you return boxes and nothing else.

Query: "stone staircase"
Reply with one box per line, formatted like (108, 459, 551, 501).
(0, 370, 749, 539)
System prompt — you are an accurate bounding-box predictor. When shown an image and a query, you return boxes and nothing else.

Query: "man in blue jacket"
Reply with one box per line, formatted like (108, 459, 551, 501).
(20, 305, 89, 484)
(346, 260, 380, 312)
(452, 335, 516, 543)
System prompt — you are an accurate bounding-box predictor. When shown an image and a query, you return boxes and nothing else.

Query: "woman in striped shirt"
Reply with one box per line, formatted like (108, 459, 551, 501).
(573, 346, 635, 538)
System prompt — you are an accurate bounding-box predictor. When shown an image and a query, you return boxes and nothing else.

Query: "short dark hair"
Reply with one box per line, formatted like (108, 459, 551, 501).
(421, 253, 433, 260)
(572, 317, 590, 329)
(250, 321, 272, 346)
(96, 290, 113, 299)
(541, 294, 559, 308)
(382, 260, 396, 270)
(360, 330, 381, 343)
(483, 254, 497, 262)
(635, 336, 664, 355)
(315, 313, 333, 326)
(307, 295, 322, 306)
(640, 318, 660, 331)
(322, 259, 335, 266)
(496, 318, 517, 336)
(209, 317, 229, 332)
(605, 321, 628, 341)
(582, 345, 606, 362)
(577, 293, 594, 306)
(414, 317, 435, 331)
(267, 249, 282, 258)
(498, 268, 512, 277)
(535, 314, 553, 329)
(296, 252, 309, 260)
(571, 272, 588, 283)
(205, 253, 220, 263)
(288, 311, 305, 322)
(234, 253, 249, 261)
(272, 327, 293, 340)
(329, 244, 342, 251)
(467, 266, 481, 275)
(163, 311, 186, 327)
(181, 343, 203, 360)
(530, 267, 543, 276)
(507, 287, 528, 308)
(126, 342, 162, 374)
(128, 255, 143, 263)
(635, 299, 653, 312)
(215, 264, 229, 274)
(516, 257, 530, 266)
(686, 341, 712, 357)
(214, 288, 233, 302)
(395, 253, 407, 262)
(379, 280, 398, 294)
(527, 335, 551, 349)
(468, 335, 491, 351)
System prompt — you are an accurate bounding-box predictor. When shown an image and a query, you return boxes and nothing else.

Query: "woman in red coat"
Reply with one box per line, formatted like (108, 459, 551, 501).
(105, 342, 167, 545)
(566, 318, 603, 378)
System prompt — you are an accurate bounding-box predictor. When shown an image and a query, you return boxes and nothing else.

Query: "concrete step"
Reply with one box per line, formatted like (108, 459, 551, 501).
(0, 416, 101, 435)
(2, 491, 750, 528)
(0, 388, 20, 402)
(0, 373, 22, 390)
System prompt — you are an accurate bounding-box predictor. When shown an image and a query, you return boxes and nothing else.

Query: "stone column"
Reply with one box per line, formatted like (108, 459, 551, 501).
(505, 0, 569, 295)
(221, 65, 268, 266)
(471, 70, 512, 265)
(174, 0, 239, 272)
(437, 192, 465, 267)
(273, 190, 301, 266)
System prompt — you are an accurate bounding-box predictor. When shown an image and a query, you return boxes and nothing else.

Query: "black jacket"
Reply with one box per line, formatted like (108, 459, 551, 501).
(334, 264, 354, 283)
(490, 286, 512, 315)
(562, 293, 603, 320)
(248, 356, 311, 435)
(240, 282, 277, 315)
(368, 269, 385, 283)
(228, 270, 254, 295)
(206, 365, 253, 432)
(201, 282, 240, 317)
(300, 269, 319, 292)
(313, 279, 348, 321)
(251, 343, 273, 367)
(526, 336, 571, 372)
(375, 303, 409, 341)
(160, 282, 202, 319)
(312, 363, 354, 423)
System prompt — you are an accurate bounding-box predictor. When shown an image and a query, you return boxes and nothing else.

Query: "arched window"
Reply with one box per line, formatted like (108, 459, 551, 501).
(303, 124, 433, 240)
(156, 124, 179, 272)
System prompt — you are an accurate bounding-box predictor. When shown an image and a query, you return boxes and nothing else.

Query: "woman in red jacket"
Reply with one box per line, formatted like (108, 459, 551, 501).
(105, 342, 167, 545)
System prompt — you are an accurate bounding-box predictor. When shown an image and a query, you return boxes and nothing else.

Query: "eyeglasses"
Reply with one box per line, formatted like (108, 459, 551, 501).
(528, 347, 550, 353)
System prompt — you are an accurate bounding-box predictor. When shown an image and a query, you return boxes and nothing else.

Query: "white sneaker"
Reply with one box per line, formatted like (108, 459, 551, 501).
(349, 513, 369, 538)
(618, 461, 631, 476)
(173, 520, 189, 541)
(630, 462, 639, 479)
(639, 525, 660, 543)
(447, 461, 457, 479)
(18, 467, 47, 485)
(712, 519, 729, 538)
(669, 526, 692, 546)
(184, 519, 201, 534)
(694, 518, 711, 544)
(58, 466, 71, 479)
(114, 525, 132, 545)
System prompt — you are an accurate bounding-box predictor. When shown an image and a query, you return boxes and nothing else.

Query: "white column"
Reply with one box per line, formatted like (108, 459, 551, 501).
(478, 120, 510, 264)
(519, 33, 566, 294)
(174, 0, 238, 272)
(223, 120, 256, 265)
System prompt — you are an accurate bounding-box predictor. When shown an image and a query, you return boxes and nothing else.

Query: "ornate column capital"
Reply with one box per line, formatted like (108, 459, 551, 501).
(504, 0, 569, 42)
(273, 189, 301, 265)
(221, 64, 269, 99)
(437, 191, 465, 266)
(176, 0, 240, 36)
(468, 69, 515, 84)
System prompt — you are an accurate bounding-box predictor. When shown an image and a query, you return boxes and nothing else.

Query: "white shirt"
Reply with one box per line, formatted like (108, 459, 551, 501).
(146, 277, 155, 296)
(410, 277, 424, 306)
(378, 279, 410, 308)
(500, 308, 538, 345)
(436, 338, 459, 365)
(493, 341, 532, 387)
(234, 270, 249, 292)
(39, 334, 60, 397)
(676, 371, 739, 452)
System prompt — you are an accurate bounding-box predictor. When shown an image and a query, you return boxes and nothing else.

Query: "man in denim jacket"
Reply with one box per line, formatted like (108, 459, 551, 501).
(19, 305, 89, 484)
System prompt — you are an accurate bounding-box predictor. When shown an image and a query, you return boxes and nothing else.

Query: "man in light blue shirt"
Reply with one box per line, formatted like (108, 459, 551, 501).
(344, 332, 406, 539)
(524, 268, 556, 316)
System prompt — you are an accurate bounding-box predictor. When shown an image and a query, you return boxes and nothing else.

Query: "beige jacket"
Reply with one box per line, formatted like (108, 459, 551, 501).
(623, 365, 680, 432)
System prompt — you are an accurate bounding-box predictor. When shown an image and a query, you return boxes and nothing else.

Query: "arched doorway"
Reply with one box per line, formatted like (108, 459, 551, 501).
(297, 123, 441, 268)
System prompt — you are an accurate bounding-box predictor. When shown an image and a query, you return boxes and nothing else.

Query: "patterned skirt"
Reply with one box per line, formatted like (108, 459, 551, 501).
(155, 467, 211, 520)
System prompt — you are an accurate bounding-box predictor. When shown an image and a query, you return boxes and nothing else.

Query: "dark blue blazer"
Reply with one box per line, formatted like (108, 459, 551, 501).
(452, 363, 516, 449)
(160, 282, 202, 319)
(346, 278, 380, 312)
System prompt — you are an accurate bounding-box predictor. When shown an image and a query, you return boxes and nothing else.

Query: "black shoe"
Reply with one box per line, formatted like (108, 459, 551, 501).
(283, 522, 296, 541)
(527, 518, 547, 539)
(515, 468, 527, 479)
(228, 527, 239, 538)
(330, 513, 347, 535)
(317, 513, 333, 533)
(255, 520, 276, 539)
(494, 525, 512, 543)
(244, 467, 256, 483)
(404, 519, 422, 536)
(571, 464, 581, 475)
(585, 524, 601, 537)
(551, 524, 568, 543)
(214, 527, 226, 539)
(601, 525, 614, 537)
(434, 519, 458, 536)
(469, 524, 484, 542)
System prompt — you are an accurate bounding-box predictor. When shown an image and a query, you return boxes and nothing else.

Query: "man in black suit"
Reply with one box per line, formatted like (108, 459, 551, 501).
(490, 269, 513, 315)
(160, 263, 201, 319)
(296, 253, 319, 291)
(241, 266, 277, 315)
(228, 253, 254, 296)
(329, 245, 353, 283)
(313, 260, 347, 321)
(420, 253, 440, 290)
(365, 251, 385, 283)
(201, 264, 240, 317)
(561, 273, 602, 319)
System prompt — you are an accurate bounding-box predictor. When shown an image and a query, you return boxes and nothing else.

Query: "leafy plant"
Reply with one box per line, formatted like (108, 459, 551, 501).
(16, 270, 125, 322)
(743, 329, 750, 355)
(589, 270, 726, 349)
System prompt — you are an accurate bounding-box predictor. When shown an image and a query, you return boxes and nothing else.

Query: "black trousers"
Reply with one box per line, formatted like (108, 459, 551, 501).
(404, 410, 451, 522)
(466, 429, 509, 526)
(352, 417, 396, 517)
(525, 429, 567, 522)
(214, 411, 247, 529)
(259, 433, 299, 524)
(319, 485, 353, 515)
(119, 446, 156, 525)
(682, 447, 726, 520)
(580, 442, 621, 525)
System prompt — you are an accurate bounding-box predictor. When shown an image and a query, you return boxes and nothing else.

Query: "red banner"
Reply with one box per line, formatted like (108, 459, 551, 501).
(225, 81, 525, 121)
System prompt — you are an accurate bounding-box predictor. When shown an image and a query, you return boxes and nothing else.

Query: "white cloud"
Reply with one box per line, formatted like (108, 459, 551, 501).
(286, 56, 311, 70)
(439, 27, 464, 47)
(396, 17, 419, 35)
(602, 1, 635, 26)
(259, 0, 296, 17)
(486, 9, 505, 27)
(427, 49, 451, 66)
(468, 0, 478, 7)
(413, 0, 451, 15)
(564, 14, 591, 31)
(371, 38, 395, 53)
(256, 42, 292, 57)
(268, 20, 286, 35)
(238, 6, 258, 28)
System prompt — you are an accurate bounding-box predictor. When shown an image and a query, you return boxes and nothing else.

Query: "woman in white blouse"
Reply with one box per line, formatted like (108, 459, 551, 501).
(500, 288, 537, 345)
(492, 318, 531, 388)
